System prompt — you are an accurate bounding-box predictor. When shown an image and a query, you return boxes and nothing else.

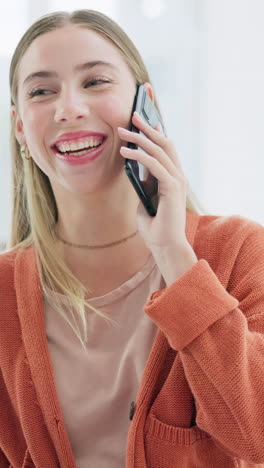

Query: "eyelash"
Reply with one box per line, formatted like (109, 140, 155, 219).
(27, 78, 111, 98)
(85, 78, 111, 87)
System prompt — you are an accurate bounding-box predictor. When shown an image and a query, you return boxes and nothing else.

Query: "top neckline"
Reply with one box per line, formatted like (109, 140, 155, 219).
(44, 253, 157, 308)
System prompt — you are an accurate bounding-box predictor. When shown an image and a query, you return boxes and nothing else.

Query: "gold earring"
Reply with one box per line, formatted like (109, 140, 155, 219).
(20, 145, 31, 160)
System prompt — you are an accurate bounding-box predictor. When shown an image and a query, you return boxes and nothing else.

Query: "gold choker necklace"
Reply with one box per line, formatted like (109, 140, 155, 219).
(54, 229, 138, 249)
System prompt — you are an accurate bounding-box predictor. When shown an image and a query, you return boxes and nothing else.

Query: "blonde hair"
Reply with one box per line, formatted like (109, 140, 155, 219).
(9, 10, 206, 348)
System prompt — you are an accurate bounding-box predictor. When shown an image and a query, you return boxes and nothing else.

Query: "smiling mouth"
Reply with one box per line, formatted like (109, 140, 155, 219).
(53, 141, 103, 157)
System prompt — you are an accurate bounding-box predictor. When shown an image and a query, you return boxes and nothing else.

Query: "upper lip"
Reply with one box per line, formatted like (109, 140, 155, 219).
(51, 131, 107, 147)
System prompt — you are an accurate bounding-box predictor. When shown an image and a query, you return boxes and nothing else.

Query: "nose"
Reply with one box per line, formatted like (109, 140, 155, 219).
(54, 88, 90, 123)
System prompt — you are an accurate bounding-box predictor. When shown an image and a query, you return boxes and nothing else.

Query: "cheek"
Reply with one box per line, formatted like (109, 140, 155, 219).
(21, 107, 45, 141)
(30, 105, 48, 125)
(20, 107, 51, 171)
(98, 94, 133, 129)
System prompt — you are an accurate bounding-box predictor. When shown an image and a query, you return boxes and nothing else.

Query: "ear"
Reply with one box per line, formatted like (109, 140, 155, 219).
(11, 105, 26, 146)
(143, 82, 155, 102)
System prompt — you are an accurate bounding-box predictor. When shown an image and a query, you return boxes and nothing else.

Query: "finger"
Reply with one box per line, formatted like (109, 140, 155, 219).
(132, 112, 184, 171)
(132, 112, 166, 146)
(121, 146, 189, 199)
(118, 127, 176, 176)
(155, 122, 163, 134)
(120, 146, 176, 193)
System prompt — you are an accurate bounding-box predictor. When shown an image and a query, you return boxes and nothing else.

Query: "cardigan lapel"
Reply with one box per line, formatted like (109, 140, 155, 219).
(15, 246, 77, 468)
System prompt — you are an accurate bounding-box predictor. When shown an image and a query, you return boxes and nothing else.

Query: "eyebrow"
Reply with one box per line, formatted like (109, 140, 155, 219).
(22, 60, 118, 87)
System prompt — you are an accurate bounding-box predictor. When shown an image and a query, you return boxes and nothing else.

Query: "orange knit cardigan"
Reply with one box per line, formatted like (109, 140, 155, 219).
(0, 212, 264, 467)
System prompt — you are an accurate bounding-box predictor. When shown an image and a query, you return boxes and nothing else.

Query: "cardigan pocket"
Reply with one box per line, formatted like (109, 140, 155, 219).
(144, 414, 238, 468)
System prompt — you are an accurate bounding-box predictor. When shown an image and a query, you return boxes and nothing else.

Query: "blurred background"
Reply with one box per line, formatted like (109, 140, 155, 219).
(1, 0, 264, 247)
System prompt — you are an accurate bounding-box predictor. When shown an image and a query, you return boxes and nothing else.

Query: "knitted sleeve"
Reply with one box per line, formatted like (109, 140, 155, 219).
(144, 220, 264, 464)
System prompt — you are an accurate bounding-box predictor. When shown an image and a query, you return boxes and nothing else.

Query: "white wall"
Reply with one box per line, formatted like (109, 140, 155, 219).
(203, 0, 264, 223)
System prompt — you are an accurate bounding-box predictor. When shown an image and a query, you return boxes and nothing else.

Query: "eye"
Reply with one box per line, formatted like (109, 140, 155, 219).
(85, 78, 111, 87)
(28, 88, 53, 98)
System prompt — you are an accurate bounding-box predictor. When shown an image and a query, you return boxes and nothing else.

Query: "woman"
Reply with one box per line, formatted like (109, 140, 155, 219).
(1, 9, 264, 468)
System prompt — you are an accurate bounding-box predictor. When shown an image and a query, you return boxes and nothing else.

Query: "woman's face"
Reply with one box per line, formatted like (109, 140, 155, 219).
(13, 25, 138, 195)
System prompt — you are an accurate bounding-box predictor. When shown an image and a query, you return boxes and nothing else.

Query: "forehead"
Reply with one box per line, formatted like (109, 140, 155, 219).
(18, 25, 129, 80)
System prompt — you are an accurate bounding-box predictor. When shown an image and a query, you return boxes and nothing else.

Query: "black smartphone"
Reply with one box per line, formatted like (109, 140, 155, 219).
(124, 85, 165, 217)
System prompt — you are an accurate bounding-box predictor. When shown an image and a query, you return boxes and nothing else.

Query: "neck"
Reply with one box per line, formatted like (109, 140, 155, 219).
(49, 172, 152, 291)
(52, 173, 140, 250)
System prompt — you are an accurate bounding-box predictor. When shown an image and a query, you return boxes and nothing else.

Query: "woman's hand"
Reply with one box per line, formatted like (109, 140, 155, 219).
(118, 111, 198, 285)
(118, 111, 188, 249)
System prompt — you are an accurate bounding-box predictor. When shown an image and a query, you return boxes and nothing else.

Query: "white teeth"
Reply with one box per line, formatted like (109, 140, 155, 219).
(68, 148, 95, 157)
(56, 138, 102, 153)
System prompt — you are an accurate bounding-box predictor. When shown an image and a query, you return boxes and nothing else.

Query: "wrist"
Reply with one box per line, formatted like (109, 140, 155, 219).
(152, 243, 198, 287)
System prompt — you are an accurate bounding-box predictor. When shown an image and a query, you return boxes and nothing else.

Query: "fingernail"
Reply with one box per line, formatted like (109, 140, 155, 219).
(120, 146, 131, 152)
(118, 127, 130, 133)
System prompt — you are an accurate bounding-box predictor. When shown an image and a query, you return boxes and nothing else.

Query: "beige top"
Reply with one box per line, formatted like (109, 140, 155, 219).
(44, 253, 165, 468)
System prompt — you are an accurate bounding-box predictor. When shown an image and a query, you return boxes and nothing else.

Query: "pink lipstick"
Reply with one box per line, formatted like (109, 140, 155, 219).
(51, 131, 107, 166)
